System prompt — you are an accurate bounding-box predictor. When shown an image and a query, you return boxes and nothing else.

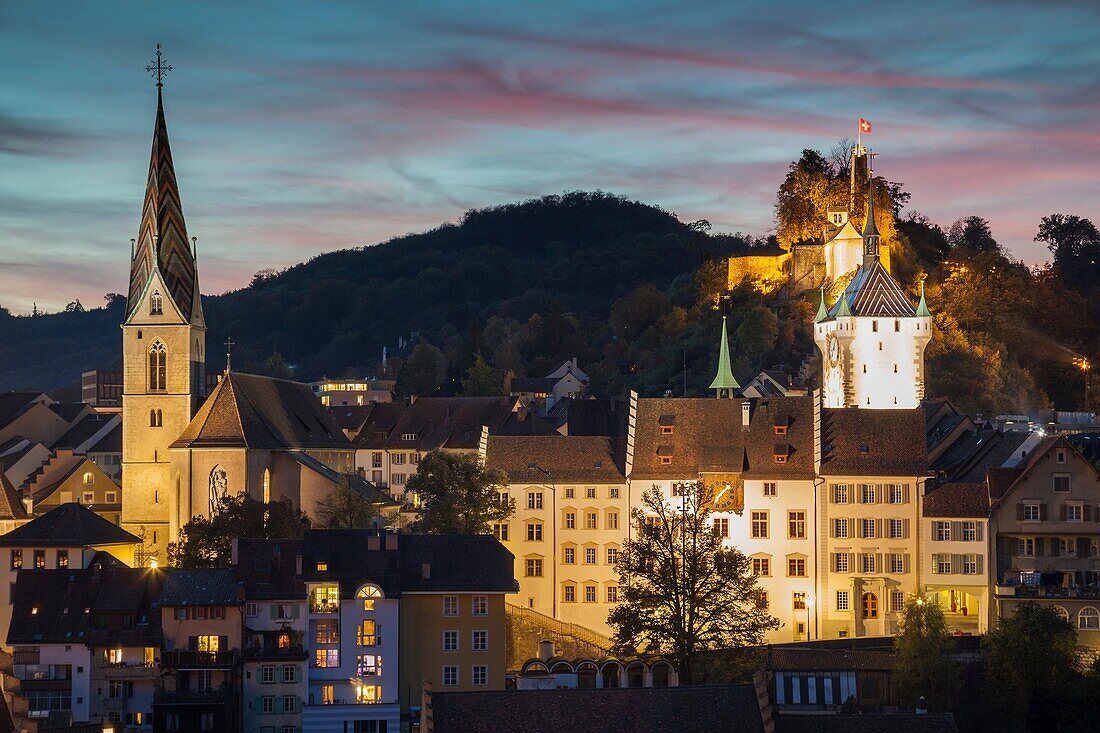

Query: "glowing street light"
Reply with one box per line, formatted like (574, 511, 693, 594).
(1073, 356, 1092, 411)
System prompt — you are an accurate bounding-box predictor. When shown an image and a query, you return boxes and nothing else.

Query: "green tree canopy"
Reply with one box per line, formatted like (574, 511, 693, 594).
(168, 493, 311, 567)
(314, 476, 392, 530)
(406, 451, 513, 535)
(948, 216, 1001, 254)
(396, 342, 447, 397)
(461, 352, 504, 396)
(1036, 213, 1100, 291)
(894, 596, 957, 712)
(609, 481, 779, 684)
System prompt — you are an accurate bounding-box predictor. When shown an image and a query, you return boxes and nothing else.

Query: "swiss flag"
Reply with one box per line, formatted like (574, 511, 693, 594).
(859, 118, 872, 134)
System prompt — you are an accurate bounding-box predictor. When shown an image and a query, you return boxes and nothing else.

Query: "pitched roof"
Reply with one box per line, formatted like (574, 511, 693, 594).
(631, 397, 815, 480)
(0, 393, 47, 426)
(326, 404, 376, 432)
(557, 397, 626, 437)
(776, 713, 958, 733)
(511, 377, 558, 393)
(299, 530, 403, 597)
(923, 482, 989, 517)
(399, 534, 518, 593)
(286, 452, 396, 506)
(159, 567, 240, 606)
(0, 472, 27, 521)
(0, 502, 139, 547)
(709, 316, 740, 391)
(353, 397, 519, 451)
(485, 436, 625, 483)
(126, 89, 200, 324)
(820, 408, 928, 476)
(52, 413, 120, 452)
(172, 372, 353, 450)
(828, 258, 916, 318)
(431, 685, 765, 733)
(7, 569, 99, 645)
(234, 538, 305, 600)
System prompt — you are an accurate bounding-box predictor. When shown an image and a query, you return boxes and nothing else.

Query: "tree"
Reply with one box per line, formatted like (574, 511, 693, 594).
(314, 476, 391, 529)
(461, 353, 503, 396)
(406, 451, 513, 534)
(168, 493, 311, 567)
(736, 306, 778, 366)
(103, 293, 126, 309)
(894, 596, 957, 711)
(948, 216, 1000, 254)
(1035, 213, 1100, 291)
(982, 602, 1080, 733)
(609, 482, 779, 684)
(64, 299, 84, 313)
(396, 342, 446, 397)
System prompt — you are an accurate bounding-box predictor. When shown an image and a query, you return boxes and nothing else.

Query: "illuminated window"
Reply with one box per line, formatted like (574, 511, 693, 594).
(309, 585, 339, 614)
(357, 654, 381, 676)
(57, 551, 68, 569)
(316, 562, 328, 572)
(34, 550, 44, 569)
(321, 685, 334, 705)
(314, 649, 339, 668)
(356, 684, 381, 703)
(148, 342, 166, 391)
(196, 636, 220, 653)
(793, 592, 807, 611)
(313, 620, 338, 644)
(862, 593, 878, 619)
(263, 468, 271, 505)
(357, 620, 378, 646)
(358, 585, 382, 611)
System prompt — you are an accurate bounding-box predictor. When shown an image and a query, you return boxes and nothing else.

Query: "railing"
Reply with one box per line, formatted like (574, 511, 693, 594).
(309, 601, 339, 614)
(160, 650, 237, 668)
(244, 644, 307, 660)
(506, 603, 615, 653)
(96, 661, 159, 678)
(997, 585, 1100, 599)
(154, 686, 233, 704)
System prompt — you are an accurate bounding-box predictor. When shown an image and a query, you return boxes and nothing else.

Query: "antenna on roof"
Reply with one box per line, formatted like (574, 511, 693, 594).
(224, 337, 235, 375)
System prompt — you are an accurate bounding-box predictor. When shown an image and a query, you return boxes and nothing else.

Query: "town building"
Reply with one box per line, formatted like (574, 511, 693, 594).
(19, 448, 121, 523)
(510, 358, 589, 416)
(311, 378, 394, 407)
(82, 369, 124, 410)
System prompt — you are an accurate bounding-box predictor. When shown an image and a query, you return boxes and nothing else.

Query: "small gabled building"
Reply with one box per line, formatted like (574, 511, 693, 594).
(20, 448, 121, 523)
(921, 481, 990, 634)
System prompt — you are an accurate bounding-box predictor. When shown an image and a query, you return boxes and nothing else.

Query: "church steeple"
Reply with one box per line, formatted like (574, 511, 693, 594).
(709, 316, 740, 398)
(126, 79, 201, 326)
(861, 176, 881, 269)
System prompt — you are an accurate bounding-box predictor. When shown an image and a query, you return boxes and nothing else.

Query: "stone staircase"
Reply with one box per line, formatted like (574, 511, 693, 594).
(506, 604, 615, 670)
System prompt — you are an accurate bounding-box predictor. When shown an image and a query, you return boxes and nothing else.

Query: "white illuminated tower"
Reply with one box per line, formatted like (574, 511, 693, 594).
(814, 178, 931, 409)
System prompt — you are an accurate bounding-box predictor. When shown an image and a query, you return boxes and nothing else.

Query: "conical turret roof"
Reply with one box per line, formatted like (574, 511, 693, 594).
(709, 316, 740, 392)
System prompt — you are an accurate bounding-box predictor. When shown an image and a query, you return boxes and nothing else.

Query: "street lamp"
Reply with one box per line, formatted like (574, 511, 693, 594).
(1073, 356, 1092, 411)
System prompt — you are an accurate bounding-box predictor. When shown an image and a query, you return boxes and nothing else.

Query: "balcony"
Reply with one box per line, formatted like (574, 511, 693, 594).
(309, 600, 339, 615)
(160, 650, 237, 669)
(154, 685, 233, 705)
(96, 661, 160, 679)
(244, 643, 307, 661)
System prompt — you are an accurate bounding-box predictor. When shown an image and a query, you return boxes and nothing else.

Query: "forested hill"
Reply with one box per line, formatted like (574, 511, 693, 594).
(0, 192, 722, 392)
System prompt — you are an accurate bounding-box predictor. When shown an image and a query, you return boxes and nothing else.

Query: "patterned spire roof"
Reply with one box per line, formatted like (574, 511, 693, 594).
(709, 316, 740, 393)
(829, 259, 916, 318)
(814, 286, 829, 323)
(916, 280, 931, 316)
(126, 89, 198, 323)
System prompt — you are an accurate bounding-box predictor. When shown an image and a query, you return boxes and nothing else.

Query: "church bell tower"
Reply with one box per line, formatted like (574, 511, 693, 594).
(120, 48, 206, 563)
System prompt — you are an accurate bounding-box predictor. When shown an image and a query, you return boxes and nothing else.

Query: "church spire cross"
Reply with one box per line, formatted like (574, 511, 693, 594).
(224, 337, 235, 374)
(145, 43, 172, 89)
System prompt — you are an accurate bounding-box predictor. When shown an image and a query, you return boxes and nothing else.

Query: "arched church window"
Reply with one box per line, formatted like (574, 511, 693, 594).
(149, 342, 167, 392)
(209, 465, 229, 516)
(149, 409, 164, 427)
(150, 291, 163, 316)
(263, 468, 271, 505)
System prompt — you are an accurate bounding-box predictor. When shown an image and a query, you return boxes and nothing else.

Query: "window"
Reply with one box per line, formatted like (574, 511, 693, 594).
(148, 342, 166, 391)
(282, 665, 296, 683)
(833, 484, 849, 504)
(788, 511, 806, 539)
(392, 473, 406, 486)
(56, 550, 68, 569)
(584, 547, 597, 565)
(372, 452, 382, 468)
(585, 512, 598, 530)
(309, 585, 339, 614)
(314, 649, 339, 668)
(1057, 449, 1067, 464)
(888, 519, 904, 539)
(607, 585, 620, 602)
(586, 487, 597, 499)
(470, 595, 488, 616)
(525, 558, 543, 577)
(392, 453, 406, 465)
(584, 585, 597, 603)
(891, 591, 905, 612)
(1023, 503, 1041, 521)
(1068, 504, 1083, 522)
(564, 512, 576, 529)
(862, 592, 878, 619)
(934, 521, 951, 541)
(1080, 607, 1100, 630)
(607, 511, 619, 530)
(861, 484, 877, 504)
(714, 517, 730, 539)
(262, 696, 275, 714)
(787, 557, 806, 577)
(763, 482, 777, 497)
(889, 484, 904, 504)
(493, 523, 509, 542)
(962, 521, 977, 541)
(150, 290, 163, 315)
(313, 620, 338, 644)
(833, 518, 849, 539)
(751, 511, 768, 539)
(1053, 606, 1071, 622)
(526, 522, 543, 541)
(322, 685, 334, 705)
(472, 665, 488, 686)
(836, 590, 850, 611)
(357, 620, 378, 646)
(609, 487, 620, 499)
(890, 553, 905, 574)
(861, 553, 876, 573)
(472, 630, 488, 651)
(963, 555, 978, 574)
(793, 592, 807, 611)
(861, 518, 876, 539)
(356, 685, 381, 704)
(34, 550, 45, 569)
(279, 695, 295, 714)
(659, 456, 672, 465)
(1018, 538, 1035, 557)
(443, 630, 458, 652)
(934, 554, 952, 574)
(564, 584, 576, 603)
(834, 552, 849, 573)
(661, 425, 674, 435)
(442, 666, 458, 686)
(261, 665, 275, 684)
(527, 492, 544, 510)
(564, 487, 575, 499)
(563, 546, 576, 564)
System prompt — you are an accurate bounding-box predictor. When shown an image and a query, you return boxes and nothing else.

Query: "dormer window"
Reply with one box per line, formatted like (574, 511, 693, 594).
(661, 425, 674, 435)
(773, 444, 789, 464)
(150, 291, 163, 316)
(659, 456, 672, 465)
(773, 419, 788, 436)
(401, 432, 418, 442)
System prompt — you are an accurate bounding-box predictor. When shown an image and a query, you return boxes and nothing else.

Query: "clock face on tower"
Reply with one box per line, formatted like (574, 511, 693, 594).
(826, 332, 840, 367)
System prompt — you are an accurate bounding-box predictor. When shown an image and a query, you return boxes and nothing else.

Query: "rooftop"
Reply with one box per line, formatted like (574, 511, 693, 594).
(485, 435, 625, 483)
(0, 502, 138, 547)
(820, 408, 928, 477)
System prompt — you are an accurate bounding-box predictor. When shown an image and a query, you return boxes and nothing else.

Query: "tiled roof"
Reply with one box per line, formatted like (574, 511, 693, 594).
(511, 377, 558, 393)
(327, 405, 376, 431)
(986, 467, 1023, 500)
(286, 453, 396, 506)
(776, 713, 958, 733)
(48, 403, 88, 423)
(556, 397, 626, 437)
(431, 685, 765, 733)
(52, 414, 120, 452)
(89, 422, 122, 452)
(235, 538, 305, 600)
(923, 482, 990, 517)
(353, 397, 520, 451)
(820, 408, 928, 476)
(172, 372, 353, 450)
(0, 393, 44, 426)
(7, 569, 98, 645)
(768, 647, 895, 671)
(299, 529, 404, 597)
(0, 502, 138, 547)
(159, 567, 240, 606)
(399, 534, 518, 594)
(631, 396, 815, 480)
(829, 258, 916, 318)
(485, 436, 625, 483)
(0, 472, 27, 521)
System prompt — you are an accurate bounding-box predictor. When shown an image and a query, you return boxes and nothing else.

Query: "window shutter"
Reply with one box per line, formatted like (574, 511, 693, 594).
(876, 553, 883, 573)
(904, 484, 911, 503)
(876, 484, 884, 504)
(829, 521, 836, 539)
(1016, 503, 1024, 521)
(1061, 504, 1068, 521)
(953, 554, 963, 572)
(848, 552, 856, 573)
(976, 555, 983, 576)
(1085, 505, 1093, 522)
(219, 635, 228, 652)
(976, 523, 984, 542)
(904, 518, 910, 540)
(269, 604, 277, 620)
(903, 553, 911, 574)
(1036, 538, 1045, 556)
(188, 636, 198, 651)
(1040, 503, 1048, 521)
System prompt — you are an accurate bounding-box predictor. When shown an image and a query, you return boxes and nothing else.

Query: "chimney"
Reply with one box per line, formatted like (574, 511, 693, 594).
(538, 639, 554, 662)
(385, 532, 398, 551)
(742, 401, 752, 430)
(421, 562, 431, 580)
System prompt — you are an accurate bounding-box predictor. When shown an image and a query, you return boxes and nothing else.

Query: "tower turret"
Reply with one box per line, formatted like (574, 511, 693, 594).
(709, 316, 740, 399)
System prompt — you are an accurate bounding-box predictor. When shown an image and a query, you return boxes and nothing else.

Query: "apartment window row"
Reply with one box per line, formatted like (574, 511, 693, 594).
(931, 520, 983, 542)
(930, 553, 983, 575)
(441, 595, 489, 616)
(1053, 606, 1100, 630)
(832, 517, 909, 540)
(173, 606, 227, 621)
(258, 665, 299, 684)
(562, 544, 621, 566)
(441, 664, 489, 687)
(257, 695, 300, 714)
(563, 582, 619, 604)
(830, 483, 910, 504)
(442, 629, 490, 652)
(1014, 536, 1100, 558)
(10, 549, 70, 570)
(559, 509, 621, 531)
(561, 486, 622, 500)
(835, 589, 906, 614)
(831, 551, 911, 575)
(748, 554, 808, 578)
(749, 510, 809, 539)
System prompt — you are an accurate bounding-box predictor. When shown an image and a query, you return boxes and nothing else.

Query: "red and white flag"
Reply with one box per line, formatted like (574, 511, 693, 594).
(859, 118, 872, 134)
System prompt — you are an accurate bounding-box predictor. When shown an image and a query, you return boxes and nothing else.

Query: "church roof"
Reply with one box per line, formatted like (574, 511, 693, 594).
(828, 259, 916, 318)
(709, 317, 740, 391)
(171, 372, 353, 451)
(126, 89, 200, 324)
